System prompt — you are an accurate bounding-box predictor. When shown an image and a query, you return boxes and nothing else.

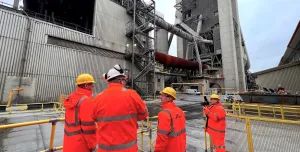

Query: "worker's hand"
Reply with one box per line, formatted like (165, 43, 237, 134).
(203, 106, 210, 115)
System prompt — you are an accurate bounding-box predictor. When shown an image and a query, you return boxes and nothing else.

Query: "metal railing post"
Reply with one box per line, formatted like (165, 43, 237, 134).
(245, 117, 254, 152)
(242, 102, 245, 115)
(273, 106, 276, 119)
(41, 103, 44, 114)
(257, 104, 261, 118)
(238, 102, 241, 116)
(280, 105, 285, 120)
(141, 120, 144, 151)
(203, 118, 208, 152)
(49, 121, 57, 151)
(149, 118, 152, 152)
(209, 135, 213, 152)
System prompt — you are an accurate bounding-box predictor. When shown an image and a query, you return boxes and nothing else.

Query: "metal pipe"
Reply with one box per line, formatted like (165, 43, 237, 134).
(154, 16, 213, 44)
(168, 33, 174, 50)
(17, 10, 31, 103)
(196, 14, 203, 36)
(193, 41, 203, 75)
(6, 87, 23, 107)
(131, 0, 136, 89)
(49, 121, 57, 150)
(155, 52, 207, 70)
(175, 18, 197, 36)
(40, 146, 63, 152)
(185, 44, 190, 60)
(153, 0, 157, 98)
(0, 118, 64, 129)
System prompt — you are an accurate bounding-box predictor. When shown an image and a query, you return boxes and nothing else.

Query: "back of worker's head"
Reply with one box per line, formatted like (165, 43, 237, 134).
(104, 64, 128, 86)
(76, 73, 95, 91)
(160, 87, 176, 103)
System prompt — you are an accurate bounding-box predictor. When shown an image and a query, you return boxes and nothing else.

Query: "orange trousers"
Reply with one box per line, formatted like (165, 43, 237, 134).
(211, 135, 225, 152)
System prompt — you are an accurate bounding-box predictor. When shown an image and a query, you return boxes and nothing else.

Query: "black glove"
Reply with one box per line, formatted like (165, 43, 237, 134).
(201, 96, 209, 106)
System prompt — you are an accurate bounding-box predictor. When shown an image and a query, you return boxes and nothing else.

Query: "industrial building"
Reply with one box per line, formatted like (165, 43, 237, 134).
(0, 0, 250, 104)
(175, 0, 250, 92)
(2, 1, 300, 152)
(253, 21, 300, 93)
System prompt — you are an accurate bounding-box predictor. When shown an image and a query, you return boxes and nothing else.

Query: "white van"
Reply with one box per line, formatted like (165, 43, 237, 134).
(186, 89, 201, 95)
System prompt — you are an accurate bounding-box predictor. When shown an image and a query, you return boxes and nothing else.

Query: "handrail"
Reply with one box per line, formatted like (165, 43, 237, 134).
(0, 115, 159, 152)
(224, 102, 300, 120)
(0, 118, 64, 151)
(1, 111, 299, 152)
(0, 118, 64, 129)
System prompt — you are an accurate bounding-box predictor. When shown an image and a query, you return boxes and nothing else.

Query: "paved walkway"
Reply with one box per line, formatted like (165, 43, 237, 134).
(1, 96, 300, 152)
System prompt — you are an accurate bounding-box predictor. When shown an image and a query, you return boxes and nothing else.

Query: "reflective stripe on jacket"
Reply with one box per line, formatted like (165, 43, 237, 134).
(93, 83, 148, 152)
(63, 88, 97, 152)
(154, 102, 186, 152)
(204, 102, 226, 137)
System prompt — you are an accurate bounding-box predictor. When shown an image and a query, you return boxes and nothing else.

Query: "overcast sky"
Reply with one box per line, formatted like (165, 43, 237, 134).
(3, 0, 300, 72)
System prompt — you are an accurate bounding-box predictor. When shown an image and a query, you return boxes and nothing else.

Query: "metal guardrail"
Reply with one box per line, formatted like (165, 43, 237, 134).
(0, 118, 65, 152)
(204, 113, 300, 152)
(1, 108, 299, 151)
(224, 102, 300, 120)
(0, 94, 66, 117)
(0, 115, 159, 152)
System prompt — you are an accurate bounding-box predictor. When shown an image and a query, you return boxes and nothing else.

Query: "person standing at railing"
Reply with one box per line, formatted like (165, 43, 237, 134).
(63, 74, 97, 152)
(203, 94, 227, 152)
(154, 87, 186, 152)
(93, 64, 148, 152)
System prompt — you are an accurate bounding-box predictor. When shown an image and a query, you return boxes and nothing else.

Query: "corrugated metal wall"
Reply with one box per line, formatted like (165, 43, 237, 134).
(0, 9, 127, 104)
(255, 64, 300, 93)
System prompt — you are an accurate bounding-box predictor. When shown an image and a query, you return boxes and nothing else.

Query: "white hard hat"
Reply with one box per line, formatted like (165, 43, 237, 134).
(105, 64, 126, 81)
(102, 73, 108, 82)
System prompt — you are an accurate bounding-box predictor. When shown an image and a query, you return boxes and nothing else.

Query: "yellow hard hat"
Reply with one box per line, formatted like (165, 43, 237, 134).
(76, 74, 95, 85)
(210, 94, 220, 100)
(160, 87, 176, 99)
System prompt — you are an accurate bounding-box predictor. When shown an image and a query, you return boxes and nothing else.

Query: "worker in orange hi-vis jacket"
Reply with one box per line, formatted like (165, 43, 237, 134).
(63, 73, 97, 152)
(203, 94, 227, 152)
(93, 64, 148, 152)
(154, 87, 186, 152)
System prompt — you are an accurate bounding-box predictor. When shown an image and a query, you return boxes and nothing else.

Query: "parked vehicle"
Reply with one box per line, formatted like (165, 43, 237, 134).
(186, 89, 201, 95)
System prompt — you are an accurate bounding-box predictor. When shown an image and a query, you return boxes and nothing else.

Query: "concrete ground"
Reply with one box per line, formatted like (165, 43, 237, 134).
(0, 94, 300, 152)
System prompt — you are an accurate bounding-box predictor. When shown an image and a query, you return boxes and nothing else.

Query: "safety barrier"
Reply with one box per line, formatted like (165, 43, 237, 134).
(0, 118, 65, 152)
(204, 113, 300, 152)
(223, 102, 300, 120)
(0, 115, 159, 152)
(0, 94, 67, 117)
(137, 116, 158, 151)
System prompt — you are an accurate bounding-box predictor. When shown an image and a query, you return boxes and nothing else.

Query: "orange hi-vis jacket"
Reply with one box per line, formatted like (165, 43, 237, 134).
(154, 102, 186, 152)
(204, 102, 226, 152)
(63, 88, 97, 152)
(92, 83, 148, 152)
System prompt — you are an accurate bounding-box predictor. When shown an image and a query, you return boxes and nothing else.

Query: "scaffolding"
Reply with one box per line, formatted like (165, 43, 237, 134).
(115, 0, 215, 96)
(123, 0, 157, 97)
